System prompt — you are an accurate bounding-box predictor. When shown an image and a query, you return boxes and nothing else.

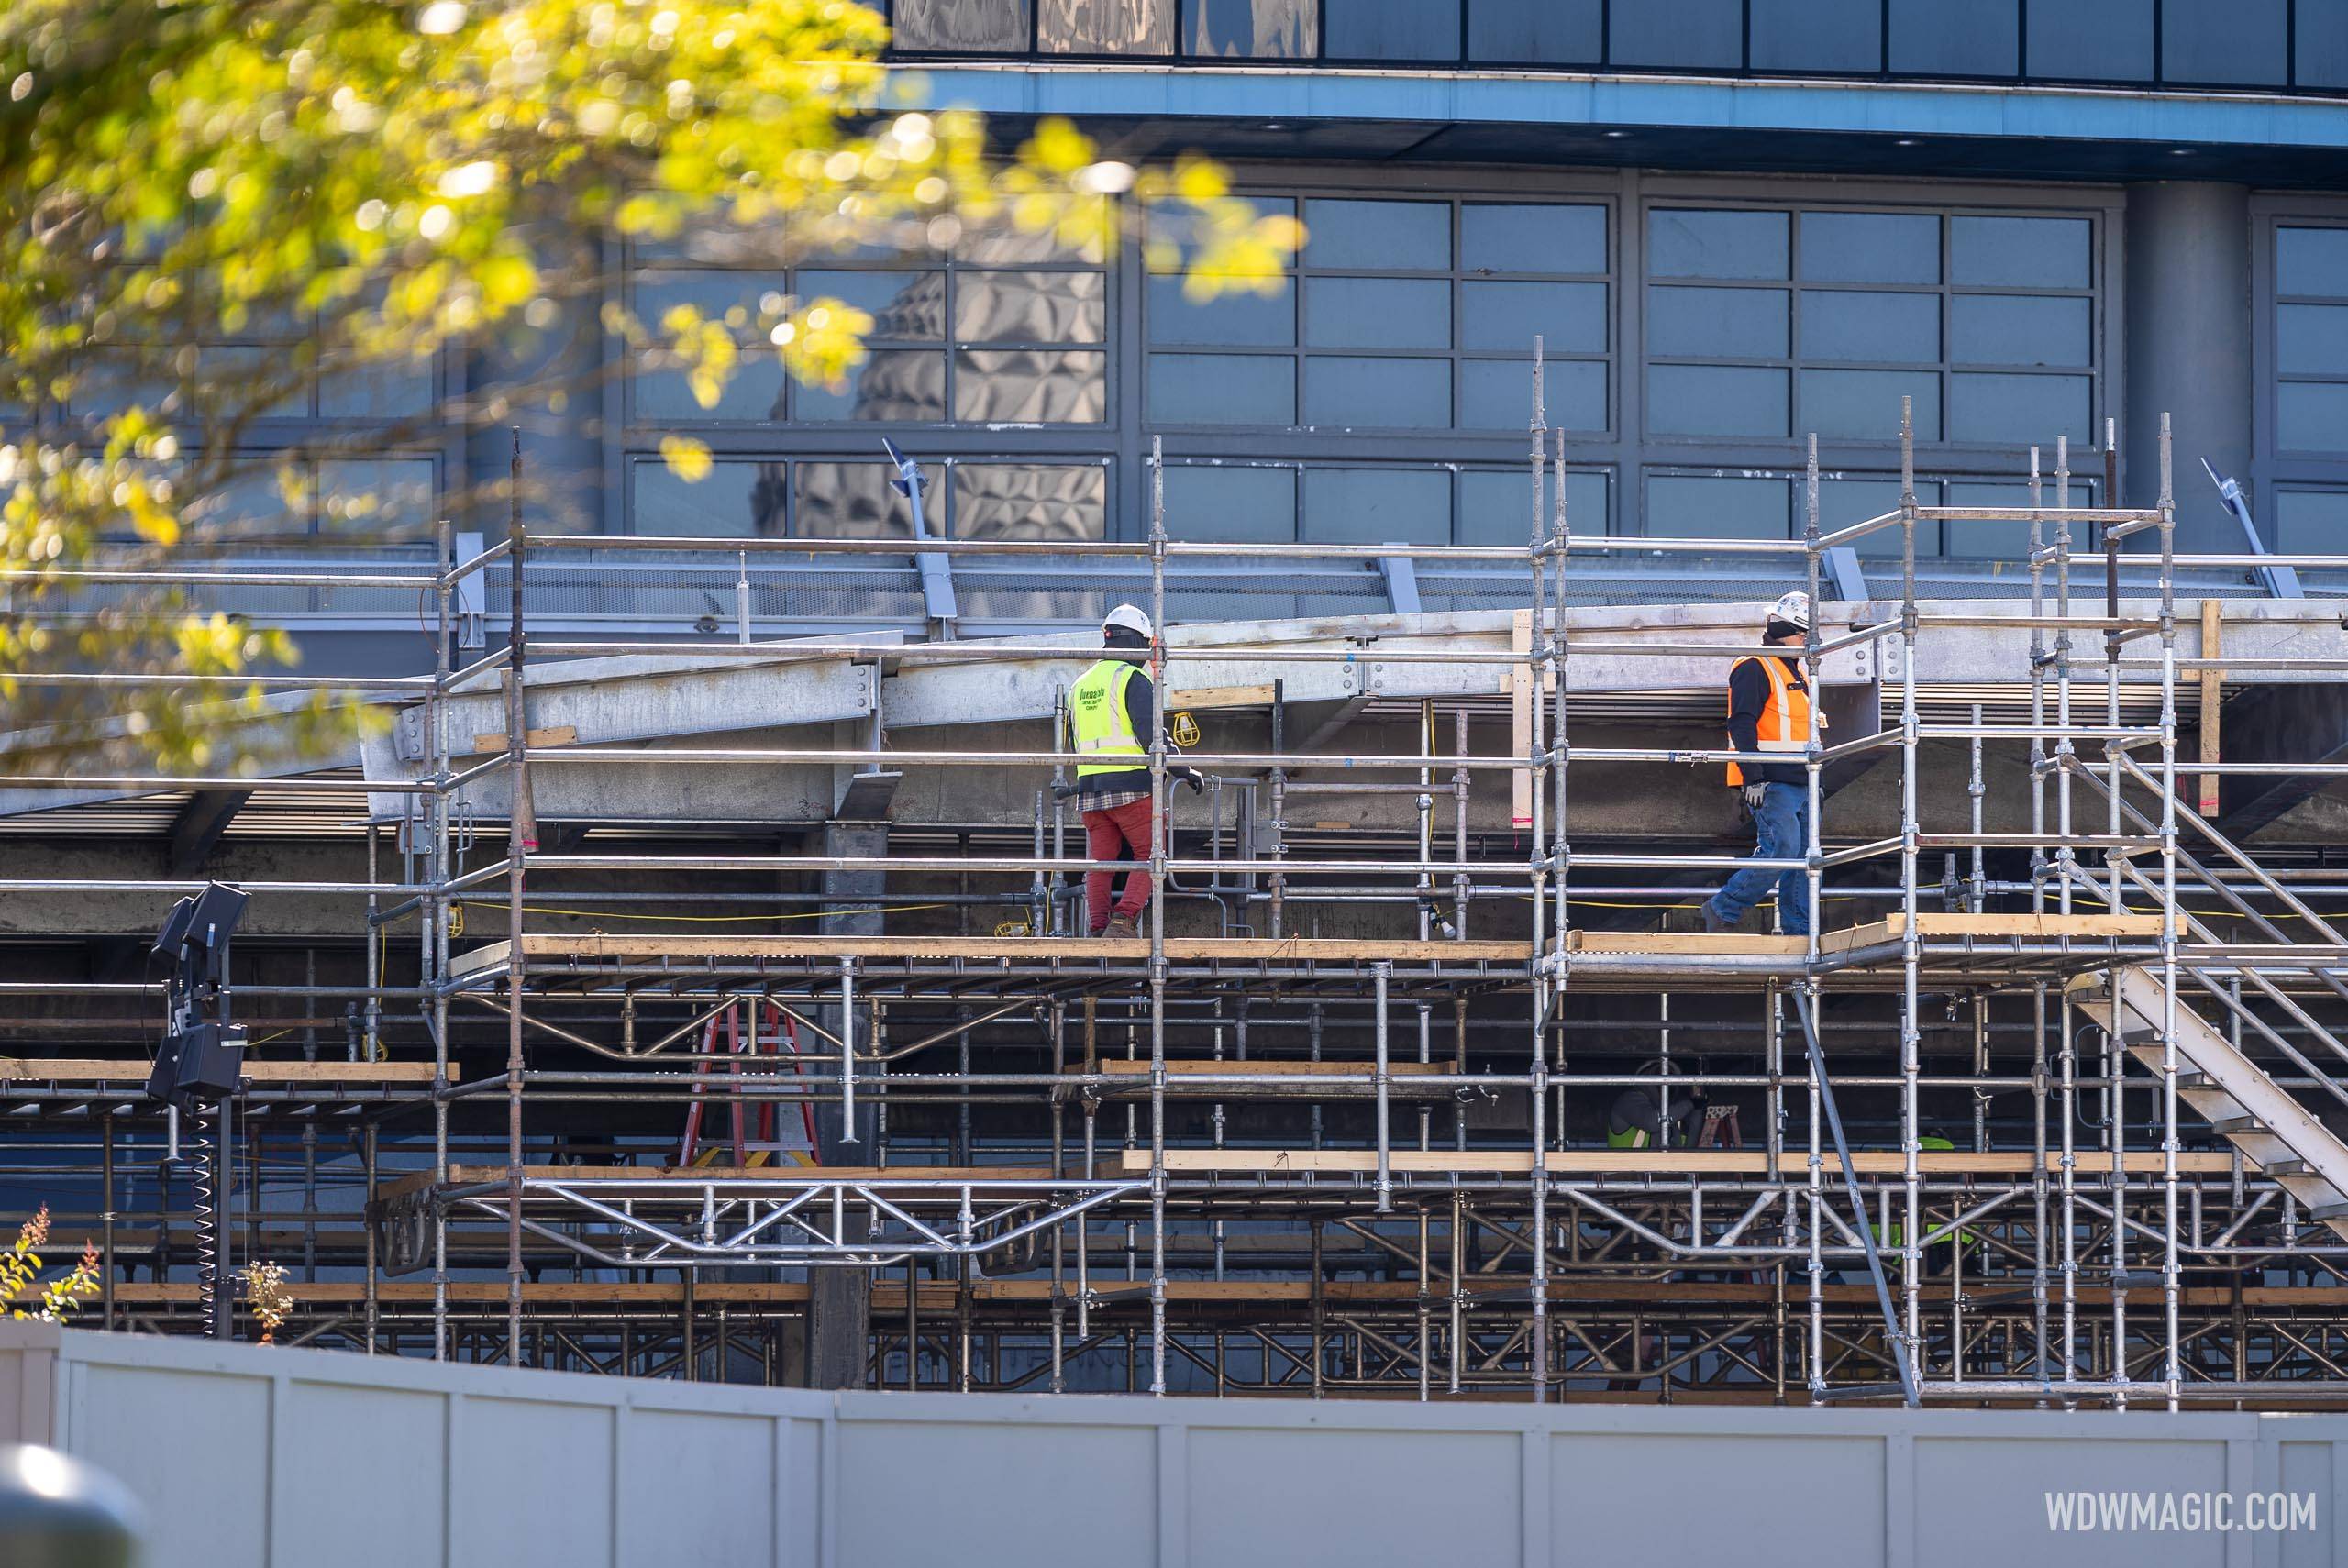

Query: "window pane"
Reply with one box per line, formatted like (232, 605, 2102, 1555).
(1302, 357, 1451, 426)
(1800, 369, 1941, 441)
(1149, 353, 1296, 424)
(2162, 0, 2286, 84)
(1799, 213, 1940, 285)
(1039, 0, 1175, 52)
(2275, 490, 2348, 555)
(2279, 228, 2348, 298)
(2279, 305, 2348, 378)
(1650, 286, 1789, 359)
(1147, 197, 1297, 271)
(1147, 276, 1296, 346)
(1303, 467, 1451, 543)
(633, 360, 792, 423)
(1459, 469, 1608, 542)
(1609, 0, 1741, 67)
(1165, 465, 1296, 541)
(798, 271, 947, 339)
(1949, 217, 2090, 289)
(1950, 294, 2090, 368)
(1648, 365, 1789, 438)
(794, 350, 947, 421)
(2027, 0, 2153, 80)
(1750, 0, 1880, 72)
(1889, 0, 2017, 75)
(1461, 204, 1606, 275)
(952, 464, 1107, 539)
(794, 462, 913, 537)
(1182, 0, 1317, 56)
(957, 198, 1111, 264)
(630, 270, 791, 335)
(2305, 6, 2348, 89)
(318, 459, 437, 535)
(317, 359, 436, 419)
(1460, 358, 1604, 432)
(1460, 281, 1605, 353)
(1325, 0, 1459, 59)
(1303, 199, 1449, 271)
(1303, 277, 1452, 349)
(1947, 371, 2091, 445)
(2279, 382, 2348, 453)
(1646, 475, 1790, 538)
(954, 348, 1108, 422)
(1821, 477, 1937, 558)
(893, 0, 1028, 49)
(1650, 210, 1789, 282)
(1467, 0, 1600, 61)
(188, 464, 301, 536)
(953, 271, 1106, 343)
(1799, 291, 1937, 363)
(632, 458, 775, 536)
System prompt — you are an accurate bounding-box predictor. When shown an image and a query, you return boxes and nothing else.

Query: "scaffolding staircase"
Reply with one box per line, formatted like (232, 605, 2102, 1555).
(2069, 964, 2348, 1240)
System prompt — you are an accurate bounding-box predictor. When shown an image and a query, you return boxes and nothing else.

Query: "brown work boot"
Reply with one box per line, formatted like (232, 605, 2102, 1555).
(1102, 912, 1141, 941)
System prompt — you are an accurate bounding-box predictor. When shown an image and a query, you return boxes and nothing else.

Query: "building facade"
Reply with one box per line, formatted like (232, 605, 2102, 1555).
(127, 1, 2348, 606)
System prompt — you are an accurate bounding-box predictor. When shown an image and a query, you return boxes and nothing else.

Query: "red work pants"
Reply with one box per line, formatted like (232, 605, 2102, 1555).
(1082, 798, 1155, 932)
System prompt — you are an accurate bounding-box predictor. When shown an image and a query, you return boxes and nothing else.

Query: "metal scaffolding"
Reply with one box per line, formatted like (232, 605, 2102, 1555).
(18, 364, 2348, 1409)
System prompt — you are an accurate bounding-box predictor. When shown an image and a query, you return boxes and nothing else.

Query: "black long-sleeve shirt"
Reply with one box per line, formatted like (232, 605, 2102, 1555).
(1726, 655, 1806, 787)
(1076, 658, 1154, 801)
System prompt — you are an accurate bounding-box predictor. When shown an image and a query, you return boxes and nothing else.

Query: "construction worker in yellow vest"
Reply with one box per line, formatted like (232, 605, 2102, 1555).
(1605, 1073, 1706, 1149)
(1069, 604, 1202, 939)
(1871, 1132, 1970, 1275)
(1700, 591, 1816, 936)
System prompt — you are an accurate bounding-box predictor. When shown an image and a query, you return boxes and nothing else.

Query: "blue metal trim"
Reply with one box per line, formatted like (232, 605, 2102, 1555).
(908, 65, 2348, 154)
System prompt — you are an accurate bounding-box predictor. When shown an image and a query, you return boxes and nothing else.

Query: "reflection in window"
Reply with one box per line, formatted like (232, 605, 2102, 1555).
(1147, 277, 1296, 347)
(1801, 368, 1940, 441)
(1181, 0, 1315, 56)
(1799, 213, 1939, 285)
(1750, 0, 1878, 72)
(1039, 0, 1174, 50)
(2162, 0, 2287, 85)
(1462, 204, 1607, 275)
(953, 349, 1108, 423)
(1303, 277, 1450, 350)
(1459, 359, 1604, 432)
(955, 271, 1107, 342)
(953, 464, 1106, 540)
(795, 462, 914, 538)
(794, 350, 948, 422)
(1651, 286, 1789, 359)
(1946, 372, 2091, 445)
(1799, 291, 1938, 363)
(1608, 0, 1742, 69)
(892, 0, 1028, 50)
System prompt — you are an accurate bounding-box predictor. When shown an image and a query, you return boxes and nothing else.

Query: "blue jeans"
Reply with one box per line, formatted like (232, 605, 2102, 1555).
(1706, 781, 1811, 935)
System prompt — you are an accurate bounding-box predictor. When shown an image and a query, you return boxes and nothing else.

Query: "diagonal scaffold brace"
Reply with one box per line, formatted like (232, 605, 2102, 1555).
(1792, 988, 1920, 1407)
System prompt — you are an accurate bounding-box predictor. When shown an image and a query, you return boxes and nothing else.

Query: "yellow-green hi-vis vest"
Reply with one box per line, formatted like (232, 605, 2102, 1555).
(1070, 659, 1145, 778)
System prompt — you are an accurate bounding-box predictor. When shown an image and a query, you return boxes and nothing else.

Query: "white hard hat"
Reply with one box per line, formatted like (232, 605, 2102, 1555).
(1767, 591, 1811, 631)
(1102, 603, 1154, 640)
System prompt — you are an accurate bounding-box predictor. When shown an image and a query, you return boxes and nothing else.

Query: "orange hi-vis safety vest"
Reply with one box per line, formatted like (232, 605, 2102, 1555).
(1724, 655, 1815, 787)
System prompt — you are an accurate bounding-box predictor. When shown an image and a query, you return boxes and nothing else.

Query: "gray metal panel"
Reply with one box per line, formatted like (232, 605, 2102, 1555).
(1552, 1431, 1884, 1564)
(1188, 1424, 1522, 1562)
(837, 1417, 1157, 1567)
(17, 1324, 2348, 1568)
(457, 1396, 620, 1568)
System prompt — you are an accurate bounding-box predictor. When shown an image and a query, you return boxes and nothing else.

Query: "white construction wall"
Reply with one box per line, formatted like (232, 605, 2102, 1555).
(5, 1321, 2346, 1568)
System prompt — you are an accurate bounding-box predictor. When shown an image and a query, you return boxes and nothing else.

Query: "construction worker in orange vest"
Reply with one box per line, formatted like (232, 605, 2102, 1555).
(1700, 591, 1815, 936)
